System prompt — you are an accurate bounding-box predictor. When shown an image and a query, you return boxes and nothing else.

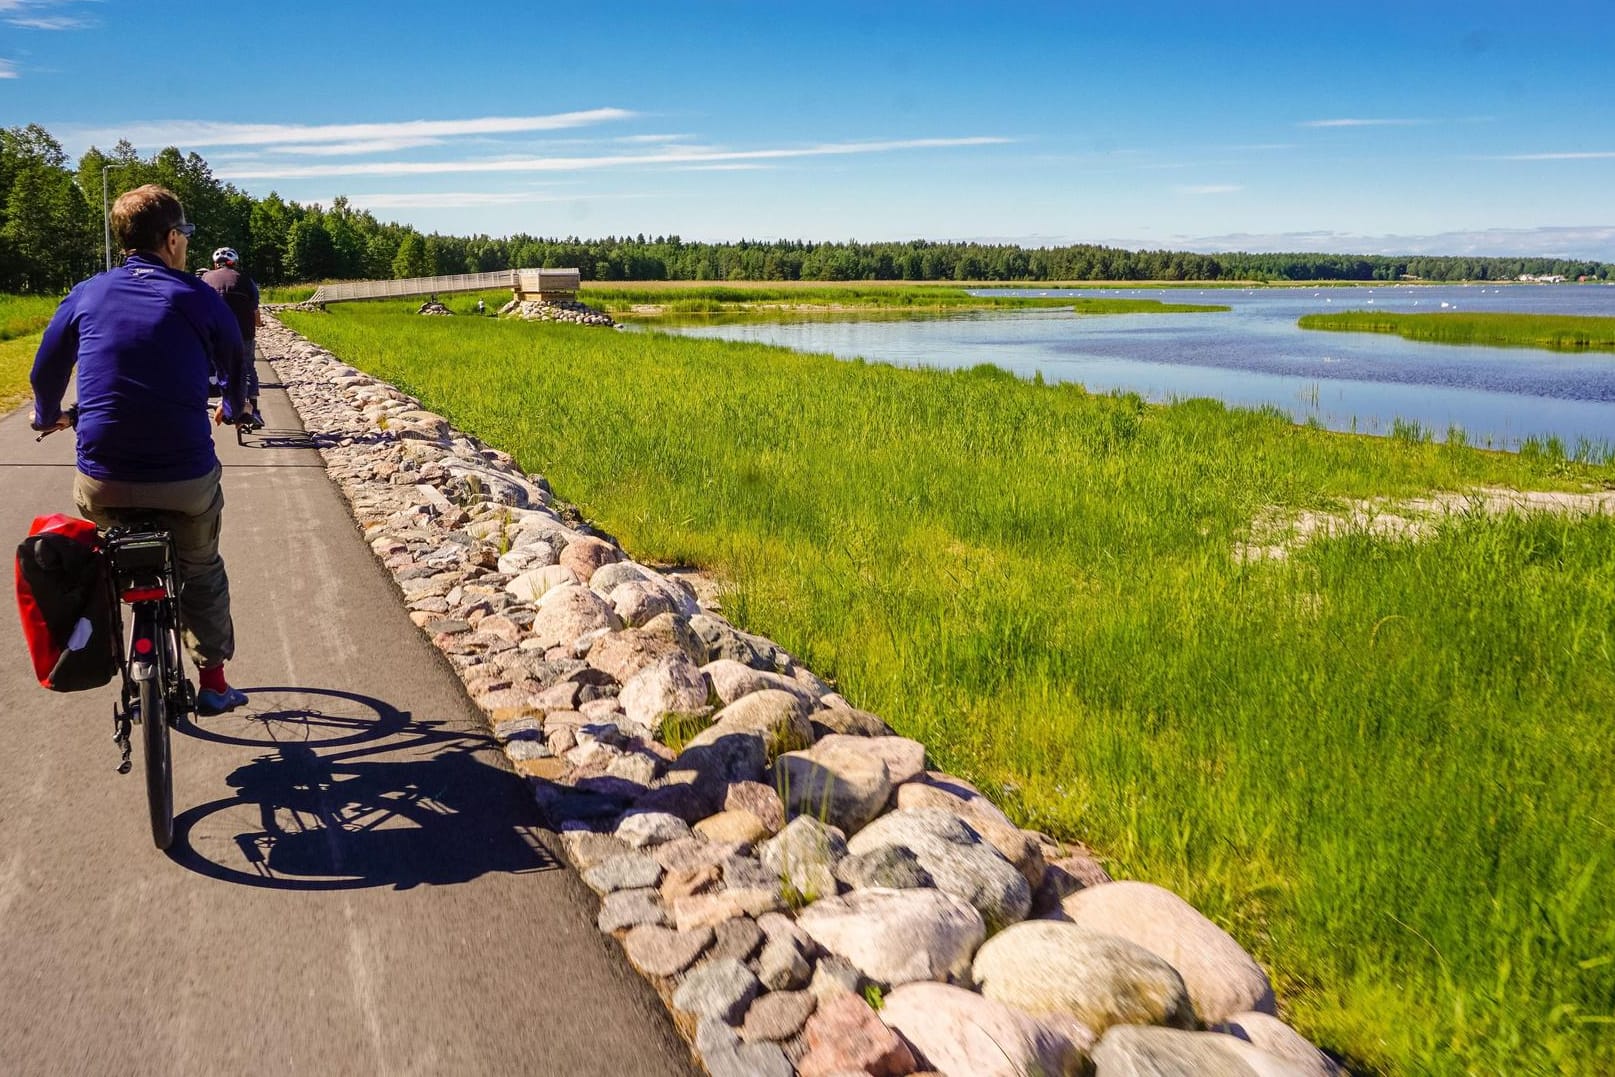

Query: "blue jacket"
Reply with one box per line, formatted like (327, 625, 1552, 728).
(31, 253, 248, 483)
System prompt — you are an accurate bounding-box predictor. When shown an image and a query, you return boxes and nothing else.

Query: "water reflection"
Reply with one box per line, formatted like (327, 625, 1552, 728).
(653, 285, 1615, 455)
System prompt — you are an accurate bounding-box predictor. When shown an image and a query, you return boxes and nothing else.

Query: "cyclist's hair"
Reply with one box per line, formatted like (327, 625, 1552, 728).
(111, 184, 186, 253)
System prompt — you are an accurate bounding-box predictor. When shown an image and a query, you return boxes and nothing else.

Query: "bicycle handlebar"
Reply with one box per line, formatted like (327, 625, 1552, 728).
(32, 404, 78, 441)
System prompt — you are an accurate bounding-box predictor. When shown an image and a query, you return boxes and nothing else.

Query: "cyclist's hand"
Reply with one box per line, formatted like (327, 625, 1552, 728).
(30, 412, 72, 434)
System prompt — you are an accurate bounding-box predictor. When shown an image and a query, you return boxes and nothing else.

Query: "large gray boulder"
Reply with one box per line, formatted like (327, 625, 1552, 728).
(897, 772, 1046, 888)
(847, 808, 1031, 932)
(972, 921, 1197, 1035)
(682, 690, 814, 762)
(587, 559, 654, 596)
(503, 564, 578, 603)
(672, 958, 761, 1025)
(527, 584, 623, 650)
(689, 612, 787, 669)
(879, 981, 1092, 1077)
(795, 886, 986, 987)
(1092, 1024, 1316, 1077)
(1213, 1013, 1342, 1077)
(702, 659, 818, 708)
(1060, 881, 1275, 1024)
(758, 816, 848, 903)
(618, 653, 710, 733)
(773, 736, 895, 836)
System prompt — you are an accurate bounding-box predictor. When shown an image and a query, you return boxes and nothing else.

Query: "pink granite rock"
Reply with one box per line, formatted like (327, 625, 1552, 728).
(797, 992, 918, 1077)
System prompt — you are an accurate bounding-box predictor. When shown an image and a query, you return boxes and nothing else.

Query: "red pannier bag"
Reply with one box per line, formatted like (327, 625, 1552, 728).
(15, 513, 117, 692)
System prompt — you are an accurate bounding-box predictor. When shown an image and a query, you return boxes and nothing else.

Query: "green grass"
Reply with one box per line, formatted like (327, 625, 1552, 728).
(1300, 310, 1615, 352)
(284, 305, 1615, 1075)
(0, 332, 42, 412)
(1, 294, 57, 412)
(0, 294, 59, 343)
(261, 285, 320, 304)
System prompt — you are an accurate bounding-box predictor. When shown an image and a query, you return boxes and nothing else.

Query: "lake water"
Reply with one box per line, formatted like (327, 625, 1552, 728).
(654, 285, 1615, 456)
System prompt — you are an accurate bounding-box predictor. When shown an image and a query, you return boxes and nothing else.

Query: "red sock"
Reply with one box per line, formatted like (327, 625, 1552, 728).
(199, 665, 227, 693)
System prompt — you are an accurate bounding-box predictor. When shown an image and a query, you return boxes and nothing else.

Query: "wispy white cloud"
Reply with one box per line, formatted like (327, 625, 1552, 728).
(616, 133, 689, 144)
(9, 14, 86, 28)
(0, 0, 94, 29)
(0, 59, 17, 78)
(671, 163, 777, 172)
(340, 190, 652, 210)
(342, 191, 566, 209)
(1176, 184, 1242, 195)
(1162, 226, 1615, 260)
(1299, 118, 1425, 128)
(1490, 151, 1615, 161)
(68, 110, 637, 150)
(213, 136, 1013, 181)
(270, 138, 445, 156)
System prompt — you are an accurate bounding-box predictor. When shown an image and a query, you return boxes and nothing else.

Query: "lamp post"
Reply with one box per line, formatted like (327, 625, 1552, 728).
(101, 162, 128, 272)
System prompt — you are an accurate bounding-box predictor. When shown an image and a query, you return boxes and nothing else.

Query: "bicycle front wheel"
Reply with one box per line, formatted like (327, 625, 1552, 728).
(139, 672, 174, 850)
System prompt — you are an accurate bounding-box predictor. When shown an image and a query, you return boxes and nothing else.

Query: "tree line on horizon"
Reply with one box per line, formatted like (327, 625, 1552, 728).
(3, 123, 1611, 295)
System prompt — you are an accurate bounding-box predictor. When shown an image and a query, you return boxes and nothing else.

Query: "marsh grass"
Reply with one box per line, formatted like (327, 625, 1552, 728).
(583, 283, 1226, 318)
(285, 306, 1615, 1074)
(1300, 310, 1615, 352)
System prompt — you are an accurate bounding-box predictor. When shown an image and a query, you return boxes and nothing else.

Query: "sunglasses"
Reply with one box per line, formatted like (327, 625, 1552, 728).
(171, 221, 196, 237)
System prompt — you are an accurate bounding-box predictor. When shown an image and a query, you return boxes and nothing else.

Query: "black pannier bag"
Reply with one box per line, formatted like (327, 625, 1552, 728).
(15, 513, 117, 692)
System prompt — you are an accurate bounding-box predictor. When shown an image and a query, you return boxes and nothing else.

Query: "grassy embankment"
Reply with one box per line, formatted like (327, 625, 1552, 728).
(1300, 310, 1615, 352)
(0, 295, 60, 411)
(283, 302, 1615, 1076)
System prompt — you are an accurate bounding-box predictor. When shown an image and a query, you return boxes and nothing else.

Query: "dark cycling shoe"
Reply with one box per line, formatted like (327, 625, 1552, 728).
(248, 411, 266, 431)
(196, 686, 248, 716)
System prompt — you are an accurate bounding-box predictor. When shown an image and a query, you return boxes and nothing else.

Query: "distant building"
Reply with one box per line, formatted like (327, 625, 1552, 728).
(1517, 274, 1567, 283)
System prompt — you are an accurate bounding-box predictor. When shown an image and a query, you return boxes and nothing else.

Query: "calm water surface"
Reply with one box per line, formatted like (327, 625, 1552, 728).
(656, 285, 1615, 455)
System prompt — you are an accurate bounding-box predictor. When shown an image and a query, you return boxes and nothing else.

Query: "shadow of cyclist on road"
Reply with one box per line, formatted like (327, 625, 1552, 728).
(167, 685, 558, 890)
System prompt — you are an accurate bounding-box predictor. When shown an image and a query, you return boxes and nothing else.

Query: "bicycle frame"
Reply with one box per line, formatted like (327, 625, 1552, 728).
(103, 527, 192, 848)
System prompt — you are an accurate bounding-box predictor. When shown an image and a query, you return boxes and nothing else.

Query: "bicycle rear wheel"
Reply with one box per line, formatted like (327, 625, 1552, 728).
(139, 664, 174, 850)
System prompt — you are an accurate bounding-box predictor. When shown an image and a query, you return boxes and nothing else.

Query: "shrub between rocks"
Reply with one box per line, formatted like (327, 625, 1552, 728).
(259, 314, 1342, 1077)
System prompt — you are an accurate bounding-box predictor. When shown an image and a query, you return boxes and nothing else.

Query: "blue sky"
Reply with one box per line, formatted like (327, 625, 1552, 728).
(4, 1, 1614, 258)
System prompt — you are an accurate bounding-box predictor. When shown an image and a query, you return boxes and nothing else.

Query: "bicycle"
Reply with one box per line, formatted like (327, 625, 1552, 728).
(34, 405, 234, 850)
(105, 524, 193, 848)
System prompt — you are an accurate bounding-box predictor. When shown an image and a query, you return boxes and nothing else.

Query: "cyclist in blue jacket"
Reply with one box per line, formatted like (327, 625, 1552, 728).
(30, 184, 251, 716)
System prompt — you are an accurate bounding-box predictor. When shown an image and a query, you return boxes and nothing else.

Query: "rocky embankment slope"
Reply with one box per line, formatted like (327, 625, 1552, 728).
(259, 316, 1342, 1077)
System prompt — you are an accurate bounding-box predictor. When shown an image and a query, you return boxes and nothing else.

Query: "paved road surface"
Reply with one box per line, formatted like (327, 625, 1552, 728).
(0, 354, 695, 1075)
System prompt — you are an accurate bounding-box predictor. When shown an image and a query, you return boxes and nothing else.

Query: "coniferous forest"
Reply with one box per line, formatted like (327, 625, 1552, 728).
(3, 123, 1611, 294)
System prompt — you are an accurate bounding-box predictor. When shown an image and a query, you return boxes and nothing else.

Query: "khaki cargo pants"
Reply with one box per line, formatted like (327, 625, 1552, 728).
(73, 463, 235, 670)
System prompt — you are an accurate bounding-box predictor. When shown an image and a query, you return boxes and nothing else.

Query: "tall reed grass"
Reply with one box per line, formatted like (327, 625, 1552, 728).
(1300, 310, 1615, 352)
(285, 306, 1615, 1074)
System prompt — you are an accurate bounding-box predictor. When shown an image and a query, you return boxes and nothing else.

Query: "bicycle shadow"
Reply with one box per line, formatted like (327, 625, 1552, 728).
(233, 426, 320, 450)
(168, 685, 559, 890)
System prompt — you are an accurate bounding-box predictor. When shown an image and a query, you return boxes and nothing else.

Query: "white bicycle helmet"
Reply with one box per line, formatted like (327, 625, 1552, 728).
(212, 247, 239, 267)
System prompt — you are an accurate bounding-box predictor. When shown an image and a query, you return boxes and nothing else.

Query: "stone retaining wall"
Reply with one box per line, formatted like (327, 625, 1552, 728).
(259, 315, 1342, 1077)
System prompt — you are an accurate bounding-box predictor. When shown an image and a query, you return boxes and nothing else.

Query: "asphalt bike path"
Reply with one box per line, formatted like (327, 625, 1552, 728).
(0, 353, 695, 1075)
